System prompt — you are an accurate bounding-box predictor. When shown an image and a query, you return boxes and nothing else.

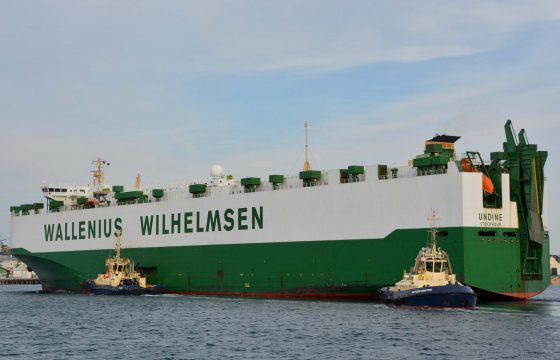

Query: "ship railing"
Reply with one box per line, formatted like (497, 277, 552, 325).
(303, 181, 328, 188)
(379, 175, 400, 180)
(418, 168, 448, 177)
(340, 177, 363, 184)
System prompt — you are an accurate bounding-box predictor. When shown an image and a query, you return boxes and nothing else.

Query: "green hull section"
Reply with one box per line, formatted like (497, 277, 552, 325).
(12, 226, 550, 300)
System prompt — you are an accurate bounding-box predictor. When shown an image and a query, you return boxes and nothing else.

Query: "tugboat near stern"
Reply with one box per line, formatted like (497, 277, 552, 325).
(378, 211, 478, 308)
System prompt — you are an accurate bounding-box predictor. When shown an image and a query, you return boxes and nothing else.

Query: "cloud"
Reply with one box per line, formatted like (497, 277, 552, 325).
(258, 45, 483, 73)
(1, 1, 560, 251)
(3, 1, 559, 80)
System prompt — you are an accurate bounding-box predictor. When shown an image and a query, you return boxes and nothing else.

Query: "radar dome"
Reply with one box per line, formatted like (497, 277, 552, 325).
(210, 164, 224, 178)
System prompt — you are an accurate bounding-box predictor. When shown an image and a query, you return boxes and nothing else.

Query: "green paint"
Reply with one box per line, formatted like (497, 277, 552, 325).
(196, 212, 204, 232)
(171, 213, 180, 234)
(56, 225, 63, 241)
(11, 226, 549, 298)
(88, 221, 96, 239)
(184, 212, 193, 233)
(141, 216, 154, 235)
(44, 224, 55, 242)
(78, 221, 86, 240)
(224, 209, 234, 231)
(162, 214, 170, 235)
(206, 210, 221, 232)
(115, 218, 122, 232)
(238, 208, 248, 230)
(252, 207, 263, 229)
(103, 220, 112, 238)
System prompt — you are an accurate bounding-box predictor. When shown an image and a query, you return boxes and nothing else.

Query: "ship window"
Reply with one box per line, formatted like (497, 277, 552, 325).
(80, 190, 85, 193)
(504, 232, 517, 238)
(61, 189, 67, 193)
(48, 188, 54, 192)
(426, 262, 434, 272)
(434, 262, 442, 272)
(442, 263, 448, 272)
(478, 231, 496, 237)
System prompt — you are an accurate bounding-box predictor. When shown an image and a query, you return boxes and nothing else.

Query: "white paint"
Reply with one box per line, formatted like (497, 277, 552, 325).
(11, 166, 520, 254)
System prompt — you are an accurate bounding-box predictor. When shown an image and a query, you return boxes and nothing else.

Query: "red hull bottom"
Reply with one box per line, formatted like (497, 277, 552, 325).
(473, 287, 542, 301)
(171, 290, 379, 301)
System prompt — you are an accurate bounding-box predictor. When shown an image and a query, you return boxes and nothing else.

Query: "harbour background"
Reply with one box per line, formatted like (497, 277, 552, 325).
(2, 285, 560, 359)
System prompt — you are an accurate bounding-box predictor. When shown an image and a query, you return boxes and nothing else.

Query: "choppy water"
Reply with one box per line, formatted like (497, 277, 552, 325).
(1, 285, 560, 359)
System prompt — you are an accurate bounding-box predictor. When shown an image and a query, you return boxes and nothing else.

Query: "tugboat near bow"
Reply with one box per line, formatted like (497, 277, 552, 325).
(378, 211, 478, 308)
(86, 230, 163, 295)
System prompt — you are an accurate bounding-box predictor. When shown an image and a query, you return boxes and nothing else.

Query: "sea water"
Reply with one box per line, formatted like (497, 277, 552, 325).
(1, 285, 560, 359)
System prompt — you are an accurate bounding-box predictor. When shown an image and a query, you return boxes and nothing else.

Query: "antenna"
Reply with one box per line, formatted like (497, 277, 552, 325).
(304, 122, 311, 171)
(114, 229, 122, 261)
(427, 209, 439, 251)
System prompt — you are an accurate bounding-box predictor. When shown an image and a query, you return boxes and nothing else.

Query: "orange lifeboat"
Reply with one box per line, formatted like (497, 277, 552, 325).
(462, 158, 494, 194)
(461, 158, 472, 172)
(86, 198, 100, 207)
(483, 174, 494, 194)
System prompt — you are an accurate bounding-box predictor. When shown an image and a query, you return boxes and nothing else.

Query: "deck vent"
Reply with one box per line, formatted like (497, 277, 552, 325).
(269, 175, 284, 190)
(152, 189, 164, 198)
(241, 177, 261, 193)
(189, 184, 207, 197)
(299, 170, 321, 187)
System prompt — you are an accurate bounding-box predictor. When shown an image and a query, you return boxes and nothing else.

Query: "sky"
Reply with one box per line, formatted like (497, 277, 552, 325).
(0, 1, 559, 252)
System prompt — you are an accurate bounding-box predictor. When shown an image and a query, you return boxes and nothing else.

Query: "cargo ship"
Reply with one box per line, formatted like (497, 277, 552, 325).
(9, 120, 549, 300)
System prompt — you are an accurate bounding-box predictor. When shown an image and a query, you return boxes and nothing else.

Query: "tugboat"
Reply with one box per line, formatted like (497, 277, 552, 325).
(86, 230, 163, 295)
(378, 211, 478, 308)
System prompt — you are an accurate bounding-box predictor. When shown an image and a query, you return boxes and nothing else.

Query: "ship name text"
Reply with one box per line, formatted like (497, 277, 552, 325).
(140, 206, 263, 236)
(478, 212, 502, 227)
(44, 218, 122, 242)
(42, 207, 264, 242)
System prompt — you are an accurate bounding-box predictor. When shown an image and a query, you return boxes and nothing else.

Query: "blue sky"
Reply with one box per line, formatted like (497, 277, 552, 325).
(1, 1, 559, 251)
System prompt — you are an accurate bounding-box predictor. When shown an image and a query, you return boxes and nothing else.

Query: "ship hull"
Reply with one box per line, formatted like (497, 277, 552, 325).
(378, 284, 478, 308)
(87, 282, 146, 296)
(10, 148, 550, 301)
(11, 226, 550, 300)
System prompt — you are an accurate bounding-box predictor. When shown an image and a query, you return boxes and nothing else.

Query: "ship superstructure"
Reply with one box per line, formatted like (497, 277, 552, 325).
(9, 121, 549, 300)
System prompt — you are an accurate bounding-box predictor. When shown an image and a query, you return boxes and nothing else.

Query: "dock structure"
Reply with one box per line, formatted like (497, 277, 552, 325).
(0, 278, 40, 285)
(1, 245, 40, 285)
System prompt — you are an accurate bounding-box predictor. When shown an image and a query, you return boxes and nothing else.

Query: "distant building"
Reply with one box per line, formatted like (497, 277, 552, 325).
(551, 255, 560, 275)
(551, 255, 560, 284)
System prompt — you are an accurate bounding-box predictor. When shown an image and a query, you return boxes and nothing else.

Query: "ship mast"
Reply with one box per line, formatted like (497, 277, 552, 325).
(135, 171, 141, 189)
(114, 230, 122, 262)
(304, 122, 311, 171)
(91, 158, 109, 186)
(428, 209, 439, 252)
